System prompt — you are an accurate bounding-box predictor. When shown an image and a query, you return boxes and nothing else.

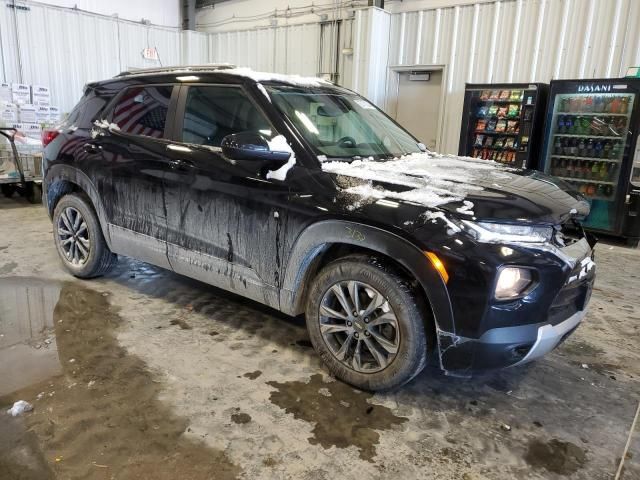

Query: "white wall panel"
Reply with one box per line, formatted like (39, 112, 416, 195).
(374, 0, 640, 154)
(0, 2, 209, 115)
(207, 23, 320, 76)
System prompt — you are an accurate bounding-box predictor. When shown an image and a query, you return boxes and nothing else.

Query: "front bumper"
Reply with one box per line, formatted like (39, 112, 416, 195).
(436, 236, 595, 374)
(511, 309, 584, 366)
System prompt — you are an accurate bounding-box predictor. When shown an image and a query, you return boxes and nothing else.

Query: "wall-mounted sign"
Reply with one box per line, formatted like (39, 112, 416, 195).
(141, 47, 159, 61)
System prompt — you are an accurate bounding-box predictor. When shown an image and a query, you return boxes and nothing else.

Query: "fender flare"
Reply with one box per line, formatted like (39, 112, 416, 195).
(280, 220, 455, 336)
(44, 164, 113, 248)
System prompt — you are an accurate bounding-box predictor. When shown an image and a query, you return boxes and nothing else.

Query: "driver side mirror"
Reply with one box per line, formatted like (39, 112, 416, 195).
(221, 132, 290, 163)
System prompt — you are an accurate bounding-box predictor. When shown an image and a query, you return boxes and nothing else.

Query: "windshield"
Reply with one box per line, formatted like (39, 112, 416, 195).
(266, 85, 424, 159)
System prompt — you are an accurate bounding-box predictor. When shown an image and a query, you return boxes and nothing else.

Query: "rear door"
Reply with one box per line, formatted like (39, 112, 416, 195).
(91, 84, 177, 268)
(162, 84, 289, 306)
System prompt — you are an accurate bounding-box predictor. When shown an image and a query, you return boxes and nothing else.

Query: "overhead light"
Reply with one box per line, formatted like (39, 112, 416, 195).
(176, 75, 199, 81)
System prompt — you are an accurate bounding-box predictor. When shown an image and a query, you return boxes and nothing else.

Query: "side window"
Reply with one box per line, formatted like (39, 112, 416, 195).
(182, 86, 273, 147)
(111, 86, 172, 138)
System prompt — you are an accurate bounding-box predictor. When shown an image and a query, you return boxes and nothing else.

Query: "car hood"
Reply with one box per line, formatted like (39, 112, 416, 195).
(322, 152, 590, 226)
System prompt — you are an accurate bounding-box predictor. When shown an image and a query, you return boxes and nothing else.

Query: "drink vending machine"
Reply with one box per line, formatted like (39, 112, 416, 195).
(539, 78, 640, 246)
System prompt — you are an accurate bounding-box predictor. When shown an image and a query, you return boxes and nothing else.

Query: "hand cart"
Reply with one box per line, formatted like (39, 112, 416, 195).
(0, 127, 43, 204)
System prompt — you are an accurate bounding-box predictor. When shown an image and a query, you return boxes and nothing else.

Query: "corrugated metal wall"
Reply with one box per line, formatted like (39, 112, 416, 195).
(381, 0, 640, 153)
(1, 0, 638, 155)
(207, 23, 321, 76)
(0, 2, 210, 113)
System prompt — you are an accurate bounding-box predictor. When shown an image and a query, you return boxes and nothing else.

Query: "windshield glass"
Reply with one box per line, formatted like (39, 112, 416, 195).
(266, 85, 424, 159)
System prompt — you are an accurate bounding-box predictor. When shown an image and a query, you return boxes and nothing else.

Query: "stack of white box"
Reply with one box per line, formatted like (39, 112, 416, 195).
(11, 83, 31, 105)
(4, 84, 63, 149)
(0, 83, 18, 124)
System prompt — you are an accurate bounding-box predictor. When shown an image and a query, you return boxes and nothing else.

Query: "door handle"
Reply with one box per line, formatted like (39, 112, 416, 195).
(83, 143, 100, 154)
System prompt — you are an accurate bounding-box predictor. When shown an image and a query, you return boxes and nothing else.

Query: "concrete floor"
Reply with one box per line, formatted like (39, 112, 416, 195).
(0, 196, 639, 480)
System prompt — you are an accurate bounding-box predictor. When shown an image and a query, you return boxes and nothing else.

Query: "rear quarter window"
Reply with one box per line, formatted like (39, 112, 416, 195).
(110, 85, 173, 138)
(62, 88, 114, 130)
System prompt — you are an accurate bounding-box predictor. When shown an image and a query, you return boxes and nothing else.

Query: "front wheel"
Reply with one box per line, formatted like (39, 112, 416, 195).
(305, 255, 429, 391)
(52, 193, 118, 278)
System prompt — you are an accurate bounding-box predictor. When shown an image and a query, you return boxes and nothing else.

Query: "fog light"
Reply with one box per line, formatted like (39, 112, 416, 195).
(495, 267, 533, 300)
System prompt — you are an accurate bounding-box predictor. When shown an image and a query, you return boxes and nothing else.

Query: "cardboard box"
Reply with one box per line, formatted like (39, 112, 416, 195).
(22, 123, 42, 140)
(31, 85, 50, 106)
(11, 83, 31, 105)
(18, 104, 37, 123)
(0, 83, 11, 103)
(0, 102, 18, 123)
(35, 105, 49, 123)
(48, 106, 61, 122)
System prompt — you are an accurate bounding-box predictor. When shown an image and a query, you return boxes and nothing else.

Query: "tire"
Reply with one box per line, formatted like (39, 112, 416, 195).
(52, 193, 117, 278)
(305, 254, 429, 391)
(1, 184, 16, 198)
(25, 182, 42, 204)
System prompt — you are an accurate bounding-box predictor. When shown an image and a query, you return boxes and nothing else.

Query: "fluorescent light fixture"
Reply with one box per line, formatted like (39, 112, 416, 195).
(176, 75, 200, 81)
(295, 111, 319, 134)
(259, 129, 272, 137)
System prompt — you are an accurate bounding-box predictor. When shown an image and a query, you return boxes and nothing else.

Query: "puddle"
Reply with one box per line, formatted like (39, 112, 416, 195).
(0, 277, 240, 479)
(267, 373, 407, 461)
(524, 438, 587, 475)
(0, 278, 62, 396)
(231, 412, 252, 424)
(0, 261, 17, 275)
(243, 371, 262, 380)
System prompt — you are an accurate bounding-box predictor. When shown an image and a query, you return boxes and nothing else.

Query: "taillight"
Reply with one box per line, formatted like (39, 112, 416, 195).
(42, 129, 59, 147)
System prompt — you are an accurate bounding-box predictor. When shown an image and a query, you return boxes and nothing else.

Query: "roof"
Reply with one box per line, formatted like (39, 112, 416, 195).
(115, 63, 237, 78)
(112, 65, 332, 87)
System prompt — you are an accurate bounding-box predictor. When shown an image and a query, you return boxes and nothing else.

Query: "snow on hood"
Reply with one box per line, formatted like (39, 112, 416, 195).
(322, 151, 514, 211)
(221, 67, 330, 87)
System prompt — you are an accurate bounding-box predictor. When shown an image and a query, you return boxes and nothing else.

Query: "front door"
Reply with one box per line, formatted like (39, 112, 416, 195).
(163, 84, 290, 307)
(94, 84, 176, 268)
(392, 70, 443, 150)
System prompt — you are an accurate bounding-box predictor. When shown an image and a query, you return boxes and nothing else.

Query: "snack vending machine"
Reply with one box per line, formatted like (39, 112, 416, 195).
(458, 83, 548, 168)
(539, 78, 640, 246)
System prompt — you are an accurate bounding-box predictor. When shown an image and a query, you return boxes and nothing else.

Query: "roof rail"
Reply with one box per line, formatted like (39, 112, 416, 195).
(115, 63, 237, 78)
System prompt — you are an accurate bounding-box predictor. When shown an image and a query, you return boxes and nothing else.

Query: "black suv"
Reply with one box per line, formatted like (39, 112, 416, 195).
(42, 66, 596, 390)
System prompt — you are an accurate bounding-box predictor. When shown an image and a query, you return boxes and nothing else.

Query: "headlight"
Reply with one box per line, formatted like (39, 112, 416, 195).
(495, 267, 534, 300)
(462, 221, 553, 243)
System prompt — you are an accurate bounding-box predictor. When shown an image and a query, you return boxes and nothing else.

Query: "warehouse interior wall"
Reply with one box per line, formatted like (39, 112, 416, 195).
(30, 0, 181, 27)
(198, 0, 640, 154)
(0, 1, 209, 113)
(0, 0, 639, 155)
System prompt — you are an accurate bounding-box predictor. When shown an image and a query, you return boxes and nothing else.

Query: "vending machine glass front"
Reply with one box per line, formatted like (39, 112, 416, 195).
(543, 91, 635, 232)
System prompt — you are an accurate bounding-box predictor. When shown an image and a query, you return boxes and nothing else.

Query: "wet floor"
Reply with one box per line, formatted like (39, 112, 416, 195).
(0, 277, 239, 480)
(1, 198, 640, 479)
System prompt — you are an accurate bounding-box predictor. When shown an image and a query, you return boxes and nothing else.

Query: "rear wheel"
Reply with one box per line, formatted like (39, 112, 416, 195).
(25, 182, 42, 204)
(52, 193, 117, 278)
(1, 184, 16, 198)
(306, 255, 429, 391)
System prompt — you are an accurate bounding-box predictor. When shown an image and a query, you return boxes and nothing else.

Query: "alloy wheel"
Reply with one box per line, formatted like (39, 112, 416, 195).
(57, 207, 90, 265)
(319, 280, 400, 373)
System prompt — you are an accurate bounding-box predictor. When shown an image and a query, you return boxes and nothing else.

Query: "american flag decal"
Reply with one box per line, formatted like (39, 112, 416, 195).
(112, 87, 171, 138)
